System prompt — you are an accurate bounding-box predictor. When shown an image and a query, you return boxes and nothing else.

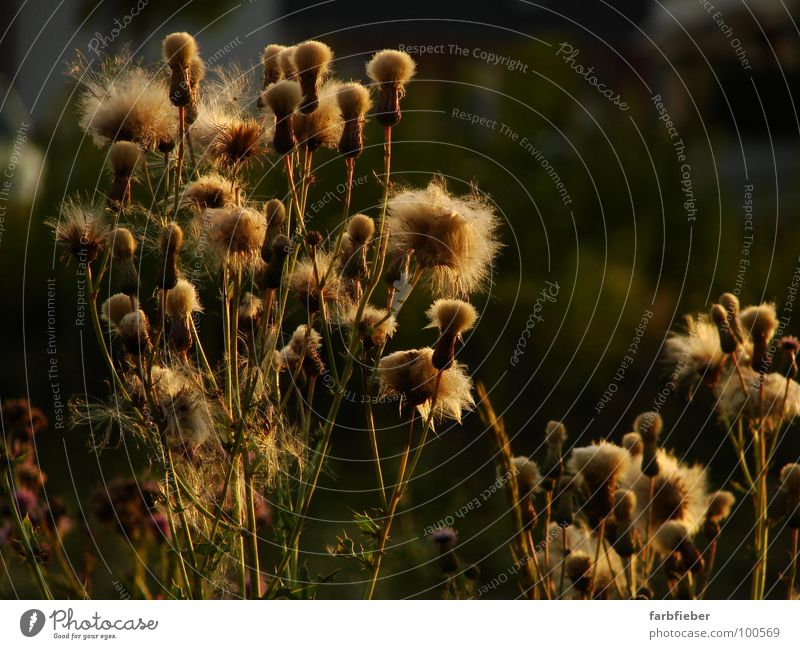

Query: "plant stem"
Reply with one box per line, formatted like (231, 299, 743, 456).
(172, 106, 185, 217)
(361, 359, 387, 511)
(365, 413, 414, 599)
(243, 454, 262, 599)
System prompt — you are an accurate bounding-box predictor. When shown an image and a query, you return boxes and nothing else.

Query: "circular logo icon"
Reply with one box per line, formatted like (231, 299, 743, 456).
(20, 609, 45, 637)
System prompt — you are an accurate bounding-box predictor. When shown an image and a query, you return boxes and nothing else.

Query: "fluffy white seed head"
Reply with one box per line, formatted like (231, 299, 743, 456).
(165, 279, 202, 318)
(108, 141, 142, 177)
(101, 293, 136, 329)
(387, 181, 501, 297)
(425, 299, 478, 336)
(163, 32, 198, 68)
(366, 49, 416, 85)
(378, 347, 474, 423)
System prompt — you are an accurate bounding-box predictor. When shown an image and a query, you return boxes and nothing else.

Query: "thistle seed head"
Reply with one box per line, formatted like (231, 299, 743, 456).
(387, 180, 501, 297)
(163, 32, 198, 69)
(293, 40, 334, 114)
(182, 173, 235, 210)
(261, 44, 286, 88)
(512, 456, 542, 493)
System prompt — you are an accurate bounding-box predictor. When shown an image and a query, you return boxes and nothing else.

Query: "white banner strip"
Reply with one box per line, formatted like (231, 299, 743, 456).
(1, 600, 798, 647)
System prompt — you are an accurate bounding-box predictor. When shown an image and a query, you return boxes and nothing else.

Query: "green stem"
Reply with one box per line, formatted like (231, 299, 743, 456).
(365, 413, 414, 599)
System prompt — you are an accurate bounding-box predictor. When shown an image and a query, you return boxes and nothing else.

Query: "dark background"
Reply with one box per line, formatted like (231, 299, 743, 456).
(1, 0, 800, 598)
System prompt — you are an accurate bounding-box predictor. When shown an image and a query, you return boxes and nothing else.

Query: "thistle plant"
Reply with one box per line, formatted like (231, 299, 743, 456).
(16, 34, 511, 601)
(10, 30, 793, 604)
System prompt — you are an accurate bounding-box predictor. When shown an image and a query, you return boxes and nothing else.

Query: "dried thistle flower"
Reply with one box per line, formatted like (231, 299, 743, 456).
(288, 251, 343, 313)
(769, 336, 800, 378)
(293, 40, 333, 113)
(512, 456, 541, 493)
(185, 56, 206, 124)
(387, 180, 501, 297)
(740, 303, 778, 373)
(278, 46, 298, 80)
(206, 206, 266, 270)
(542, 420, 567, 484)
(704, 490, 736, 537)
(663, 314, 725, 388)
(565, 550, 594, 597)
(779, 463, 800, 528)
(567, 441, 630, 523)
(622, 449, 709, 537)
(210, 118, 265, 174)
(182, 173, 236, 210)
(718, 367, 800, 428)
(335, 82, 371, 158)
(101, 293, 137, 331)
(48, 199, 107, 264)
(163, 32, 199, 107)
(106, 141, 141, 207)
(259, 234, 291, 290)
(366, 49, 416, 127)
(118, 309, 151, 356)
(377, 347, 474, 423)
(165, 279, 202, 353)
(238, 292, 263, 323)
(76, 59, 176, 149)
(719, 292, 745, 342)
(261, 79, 301, 155)
(264, 199, 286, 238)
(278, 325, 324, 380)
(430, 526, 457, 551)
(622, 432, 643, 456)
(348, 213, 375, 246)
(710, 303, 739, 354)
(108, 227, 139, 296)
(341, 303, 397, 351)
(161, 388, 214, 449)
(340, 214, 375, 288)
(261, 44, 285, 89)
(611, 489, 640, 559)
(655, 520, 704, 573)
(425, 299, 478, 371)
(293, 84, 343, 152)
